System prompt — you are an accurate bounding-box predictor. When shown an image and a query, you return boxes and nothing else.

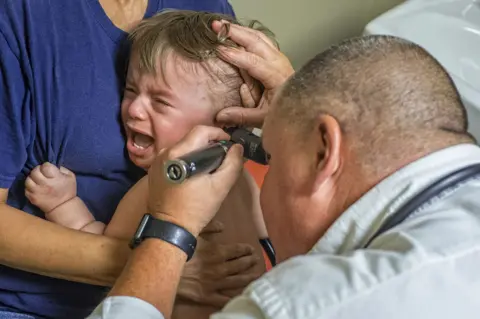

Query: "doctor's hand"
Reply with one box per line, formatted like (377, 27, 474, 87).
(147, 125, 244, 237)
(213, 20, 295, 128)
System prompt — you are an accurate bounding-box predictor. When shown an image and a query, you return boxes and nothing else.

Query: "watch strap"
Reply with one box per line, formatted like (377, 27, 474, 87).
(130, 214, 197, 261)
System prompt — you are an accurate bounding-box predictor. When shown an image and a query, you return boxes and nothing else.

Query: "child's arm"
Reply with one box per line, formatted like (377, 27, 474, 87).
(46, 197, 106, 234)
(25, 163, 105, 234)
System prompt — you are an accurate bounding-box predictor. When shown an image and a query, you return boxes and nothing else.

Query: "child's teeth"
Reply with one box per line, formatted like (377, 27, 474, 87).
(133, 133, 154, 149)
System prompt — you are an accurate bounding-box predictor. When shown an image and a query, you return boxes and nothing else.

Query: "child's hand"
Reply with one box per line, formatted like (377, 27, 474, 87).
(25, 163, 77, 214)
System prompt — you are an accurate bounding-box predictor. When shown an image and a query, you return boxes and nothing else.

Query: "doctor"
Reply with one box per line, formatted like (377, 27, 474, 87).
(90, 23, 480, 319)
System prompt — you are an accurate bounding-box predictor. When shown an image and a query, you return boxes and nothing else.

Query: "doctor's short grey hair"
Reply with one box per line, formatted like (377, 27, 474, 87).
(276, 35, 473, 173)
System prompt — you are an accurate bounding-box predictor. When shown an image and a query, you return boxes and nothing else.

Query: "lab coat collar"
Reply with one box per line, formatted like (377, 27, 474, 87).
(310, 143, 480, 255)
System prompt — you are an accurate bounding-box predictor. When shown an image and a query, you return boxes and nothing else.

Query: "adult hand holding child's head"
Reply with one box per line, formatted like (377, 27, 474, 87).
(213, 20, 295, 129)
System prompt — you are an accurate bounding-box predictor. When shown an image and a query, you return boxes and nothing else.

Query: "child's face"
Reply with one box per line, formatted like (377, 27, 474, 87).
(121, 53, 218, 169)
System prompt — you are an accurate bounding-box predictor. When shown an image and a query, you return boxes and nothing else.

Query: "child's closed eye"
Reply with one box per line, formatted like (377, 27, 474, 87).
(152, 97, 172, 111)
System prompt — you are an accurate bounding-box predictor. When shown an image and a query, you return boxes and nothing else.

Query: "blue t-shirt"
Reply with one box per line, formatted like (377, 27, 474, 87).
(0, 0, 235, 318)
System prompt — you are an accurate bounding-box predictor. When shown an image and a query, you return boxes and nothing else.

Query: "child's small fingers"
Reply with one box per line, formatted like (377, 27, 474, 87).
(25, 190, 42, 206)
(29, 166, 47, 184)
(25, 177, 38, 191)
(40, 162, 60, 178)
(59, 166, 74, 177)
(25, 190, 34, 201)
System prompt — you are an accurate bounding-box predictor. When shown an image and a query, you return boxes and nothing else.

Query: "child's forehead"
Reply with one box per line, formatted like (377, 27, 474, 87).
(164, 53, 211, 78)
(129, 52, 210, 85)
(128, 50, 241, 103)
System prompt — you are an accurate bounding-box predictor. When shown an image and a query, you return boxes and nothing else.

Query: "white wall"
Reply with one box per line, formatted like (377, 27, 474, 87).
(229, 0, 405, 69)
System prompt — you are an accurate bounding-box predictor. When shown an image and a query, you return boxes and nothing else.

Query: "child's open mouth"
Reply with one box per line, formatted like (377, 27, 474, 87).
(132, 132, 154, 149)
(127, 130, 155, 159)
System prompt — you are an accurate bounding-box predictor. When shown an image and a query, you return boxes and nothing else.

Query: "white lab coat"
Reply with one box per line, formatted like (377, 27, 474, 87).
(89, 143, 480, 319)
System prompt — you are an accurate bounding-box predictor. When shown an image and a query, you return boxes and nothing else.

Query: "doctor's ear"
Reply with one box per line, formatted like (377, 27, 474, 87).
(313, 114, 342, 189)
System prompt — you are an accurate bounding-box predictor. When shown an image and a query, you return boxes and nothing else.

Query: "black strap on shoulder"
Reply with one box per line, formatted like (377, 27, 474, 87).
(364, 163, 480, 248)
(259, 238, 276, 266)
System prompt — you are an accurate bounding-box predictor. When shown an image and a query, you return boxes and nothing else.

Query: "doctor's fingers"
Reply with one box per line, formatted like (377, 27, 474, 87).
(212, 21, 278, 59)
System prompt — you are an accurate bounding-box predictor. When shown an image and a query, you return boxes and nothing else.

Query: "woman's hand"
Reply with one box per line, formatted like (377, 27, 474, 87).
(213, 20, 295, 128)
(178, 237, 260, 307)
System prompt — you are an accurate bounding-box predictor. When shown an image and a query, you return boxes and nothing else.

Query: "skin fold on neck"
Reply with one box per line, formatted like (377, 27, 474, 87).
(100, 0, 149, 32)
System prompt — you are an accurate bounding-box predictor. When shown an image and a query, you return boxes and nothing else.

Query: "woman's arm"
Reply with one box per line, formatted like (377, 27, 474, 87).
(0, 188, 130, 286)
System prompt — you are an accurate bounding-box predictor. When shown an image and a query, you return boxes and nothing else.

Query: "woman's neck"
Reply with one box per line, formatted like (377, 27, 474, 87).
(100, 0, 149, 32)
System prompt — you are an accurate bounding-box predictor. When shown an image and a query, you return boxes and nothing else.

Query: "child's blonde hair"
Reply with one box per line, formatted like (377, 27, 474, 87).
(129, 10, 276, 109)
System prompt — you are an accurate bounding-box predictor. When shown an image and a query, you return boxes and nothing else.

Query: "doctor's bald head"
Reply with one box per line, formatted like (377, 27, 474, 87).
(278, 35, 471, 152)
(260, 35, 475, 261)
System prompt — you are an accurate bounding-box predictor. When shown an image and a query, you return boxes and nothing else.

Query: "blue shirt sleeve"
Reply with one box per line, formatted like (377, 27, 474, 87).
(0, 31, 30, 189)
(224, 1, 236, 17)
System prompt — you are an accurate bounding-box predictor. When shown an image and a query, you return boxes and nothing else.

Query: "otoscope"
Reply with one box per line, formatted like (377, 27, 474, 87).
(164, 127, 277, 266)
(164, 127, 268, 184)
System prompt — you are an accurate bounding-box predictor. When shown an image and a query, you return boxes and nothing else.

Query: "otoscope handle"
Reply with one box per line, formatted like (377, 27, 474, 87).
(164, 141, 234, 183)
(164, 128, 268, 184)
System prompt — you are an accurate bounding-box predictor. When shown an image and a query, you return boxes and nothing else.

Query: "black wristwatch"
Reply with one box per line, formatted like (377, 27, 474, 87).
(130, 214, 197, 261)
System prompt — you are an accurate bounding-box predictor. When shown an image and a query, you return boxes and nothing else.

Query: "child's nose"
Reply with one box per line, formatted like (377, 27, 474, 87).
(127, 97, 148, 121)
